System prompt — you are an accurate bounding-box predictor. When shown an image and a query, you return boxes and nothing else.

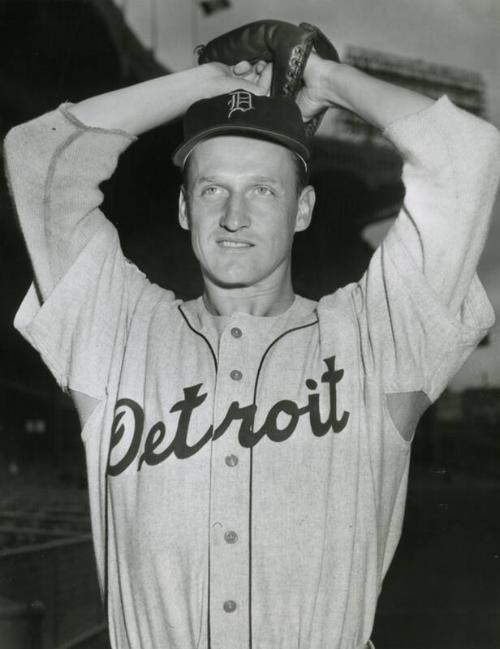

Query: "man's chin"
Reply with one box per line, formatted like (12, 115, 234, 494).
(204, 269, 259, 289)
(210, 277, 256, 289)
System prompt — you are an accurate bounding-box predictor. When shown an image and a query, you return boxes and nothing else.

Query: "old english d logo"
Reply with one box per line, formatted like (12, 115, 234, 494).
(227, 90, 255, 118)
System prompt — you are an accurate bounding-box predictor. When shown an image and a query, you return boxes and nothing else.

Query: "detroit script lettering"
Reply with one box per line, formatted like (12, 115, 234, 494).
(107, 356, 350, 476)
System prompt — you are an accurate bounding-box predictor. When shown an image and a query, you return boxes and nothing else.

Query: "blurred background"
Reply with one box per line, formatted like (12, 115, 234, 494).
(0, 1, 499, 648)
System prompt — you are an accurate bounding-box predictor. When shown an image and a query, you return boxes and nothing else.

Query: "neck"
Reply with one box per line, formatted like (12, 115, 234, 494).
(202, 275, 295, 317)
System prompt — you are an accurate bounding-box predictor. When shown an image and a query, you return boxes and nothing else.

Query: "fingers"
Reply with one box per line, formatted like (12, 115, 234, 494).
(229, 59, 272, 96)
(255, 60, 267, 74)
(233, 59, 268, 77)
(232, 60, 252, 75)
(257, 62, 273, 95)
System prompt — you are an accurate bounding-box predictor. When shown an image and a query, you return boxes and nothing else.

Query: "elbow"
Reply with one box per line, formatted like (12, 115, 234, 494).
(483, 121, 500, 168)
(491, 127, 500, 184)
(459, 121, 500, 205)
(3, 118, 52, 206)
(3, 123, 28, 163)
(3, 122, 35, 184)
(469, 117, 500, 179)
(478, 124, 500, 199)
(3, 126, 24, 203)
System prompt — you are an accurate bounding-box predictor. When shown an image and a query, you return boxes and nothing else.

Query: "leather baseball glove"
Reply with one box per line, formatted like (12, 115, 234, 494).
(196, 19, 340, 137)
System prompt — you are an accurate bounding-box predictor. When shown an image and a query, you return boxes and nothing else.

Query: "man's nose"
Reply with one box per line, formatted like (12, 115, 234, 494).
(219, 194, 250, 231)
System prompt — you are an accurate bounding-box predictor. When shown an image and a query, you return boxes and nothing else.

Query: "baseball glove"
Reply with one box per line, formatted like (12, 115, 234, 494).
(196, 20, 340, 137)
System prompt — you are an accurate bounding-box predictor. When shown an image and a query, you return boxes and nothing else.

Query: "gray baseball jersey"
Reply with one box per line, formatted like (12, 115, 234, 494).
(5, 96, 500, 649)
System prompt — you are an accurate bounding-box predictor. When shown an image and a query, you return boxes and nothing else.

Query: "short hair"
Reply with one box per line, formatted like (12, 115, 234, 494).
(181, 144, 309, 197)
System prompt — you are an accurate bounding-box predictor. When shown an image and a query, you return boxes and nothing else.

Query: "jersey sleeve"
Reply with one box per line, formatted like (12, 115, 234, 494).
(353, 224, 494, 402)
(4, 105, 173, 399)
(343, 97, 499, 402)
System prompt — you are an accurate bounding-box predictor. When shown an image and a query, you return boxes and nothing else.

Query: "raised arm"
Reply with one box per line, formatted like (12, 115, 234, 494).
(3, 61, 271, 301)
(68, 60, 271, 134)
(299, 55, 500, 314)
(298, 55, 434, 129)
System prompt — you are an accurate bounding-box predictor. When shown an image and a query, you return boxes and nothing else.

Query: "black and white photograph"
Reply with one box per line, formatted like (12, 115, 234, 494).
(1, 1, 499, 648)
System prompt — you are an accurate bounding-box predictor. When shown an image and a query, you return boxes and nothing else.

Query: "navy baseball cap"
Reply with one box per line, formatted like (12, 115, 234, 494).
(172, 89, 310, 169)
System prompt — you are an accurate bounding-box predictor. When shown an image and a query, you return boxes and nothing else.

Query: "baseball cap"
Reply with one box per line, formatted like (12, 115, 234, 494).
(172, 89, 310, 169)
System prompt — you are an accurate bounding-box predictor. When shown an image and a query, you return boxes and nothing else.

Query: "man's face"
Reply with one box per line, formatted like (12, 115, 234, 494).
(178, 135, 315, 289)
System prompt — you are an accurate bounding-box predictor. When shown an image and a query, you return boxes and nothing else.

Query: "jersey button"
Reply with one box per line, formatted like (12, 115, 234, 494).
(225, 454, 239, 467)
(230, 369, 242, 381)
(224, 530, 238, 544)
(223, 600, 237, 613)
(231, 327, 242, 338)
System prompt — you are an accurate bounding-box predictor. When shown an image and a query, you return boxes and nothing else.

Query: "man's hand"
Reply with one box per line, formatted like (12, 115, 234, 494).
(295, 51, 341, 122)
(296, 53, 434, 130)
(212, 59, 273, 97)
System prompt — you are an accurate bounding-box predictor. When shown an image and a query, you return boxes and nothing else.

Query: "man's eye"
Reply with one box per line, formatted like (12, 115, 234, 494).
(255, 186, 274, 196)
(201, 186, 221, 196)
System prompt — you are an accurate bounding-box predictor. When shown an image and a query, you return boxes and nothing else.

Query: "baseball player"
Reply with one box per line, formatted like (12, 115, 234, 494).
(4, 20, 500, 649)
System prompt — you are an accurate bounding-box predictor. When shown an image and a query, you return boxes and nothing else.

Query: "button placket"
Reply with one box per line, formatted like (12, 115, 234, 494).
(209, 320, 250, 647)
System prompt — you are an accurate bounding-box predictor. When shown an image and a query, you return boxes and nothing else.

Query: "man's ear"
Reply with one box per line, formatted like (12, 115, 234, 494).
(178, 186, 190, 231)
(295, 185, 315, 233)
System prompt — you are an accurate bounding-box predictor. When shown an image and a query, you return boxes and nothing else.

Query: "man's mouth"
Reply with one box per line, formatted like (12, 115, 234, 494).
(217, 239, 254, 249)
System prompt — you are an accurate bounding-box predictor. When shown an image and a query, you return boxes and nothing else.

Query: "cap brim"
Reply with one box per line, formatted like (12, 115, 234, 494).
(172, 124, 310, 168)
